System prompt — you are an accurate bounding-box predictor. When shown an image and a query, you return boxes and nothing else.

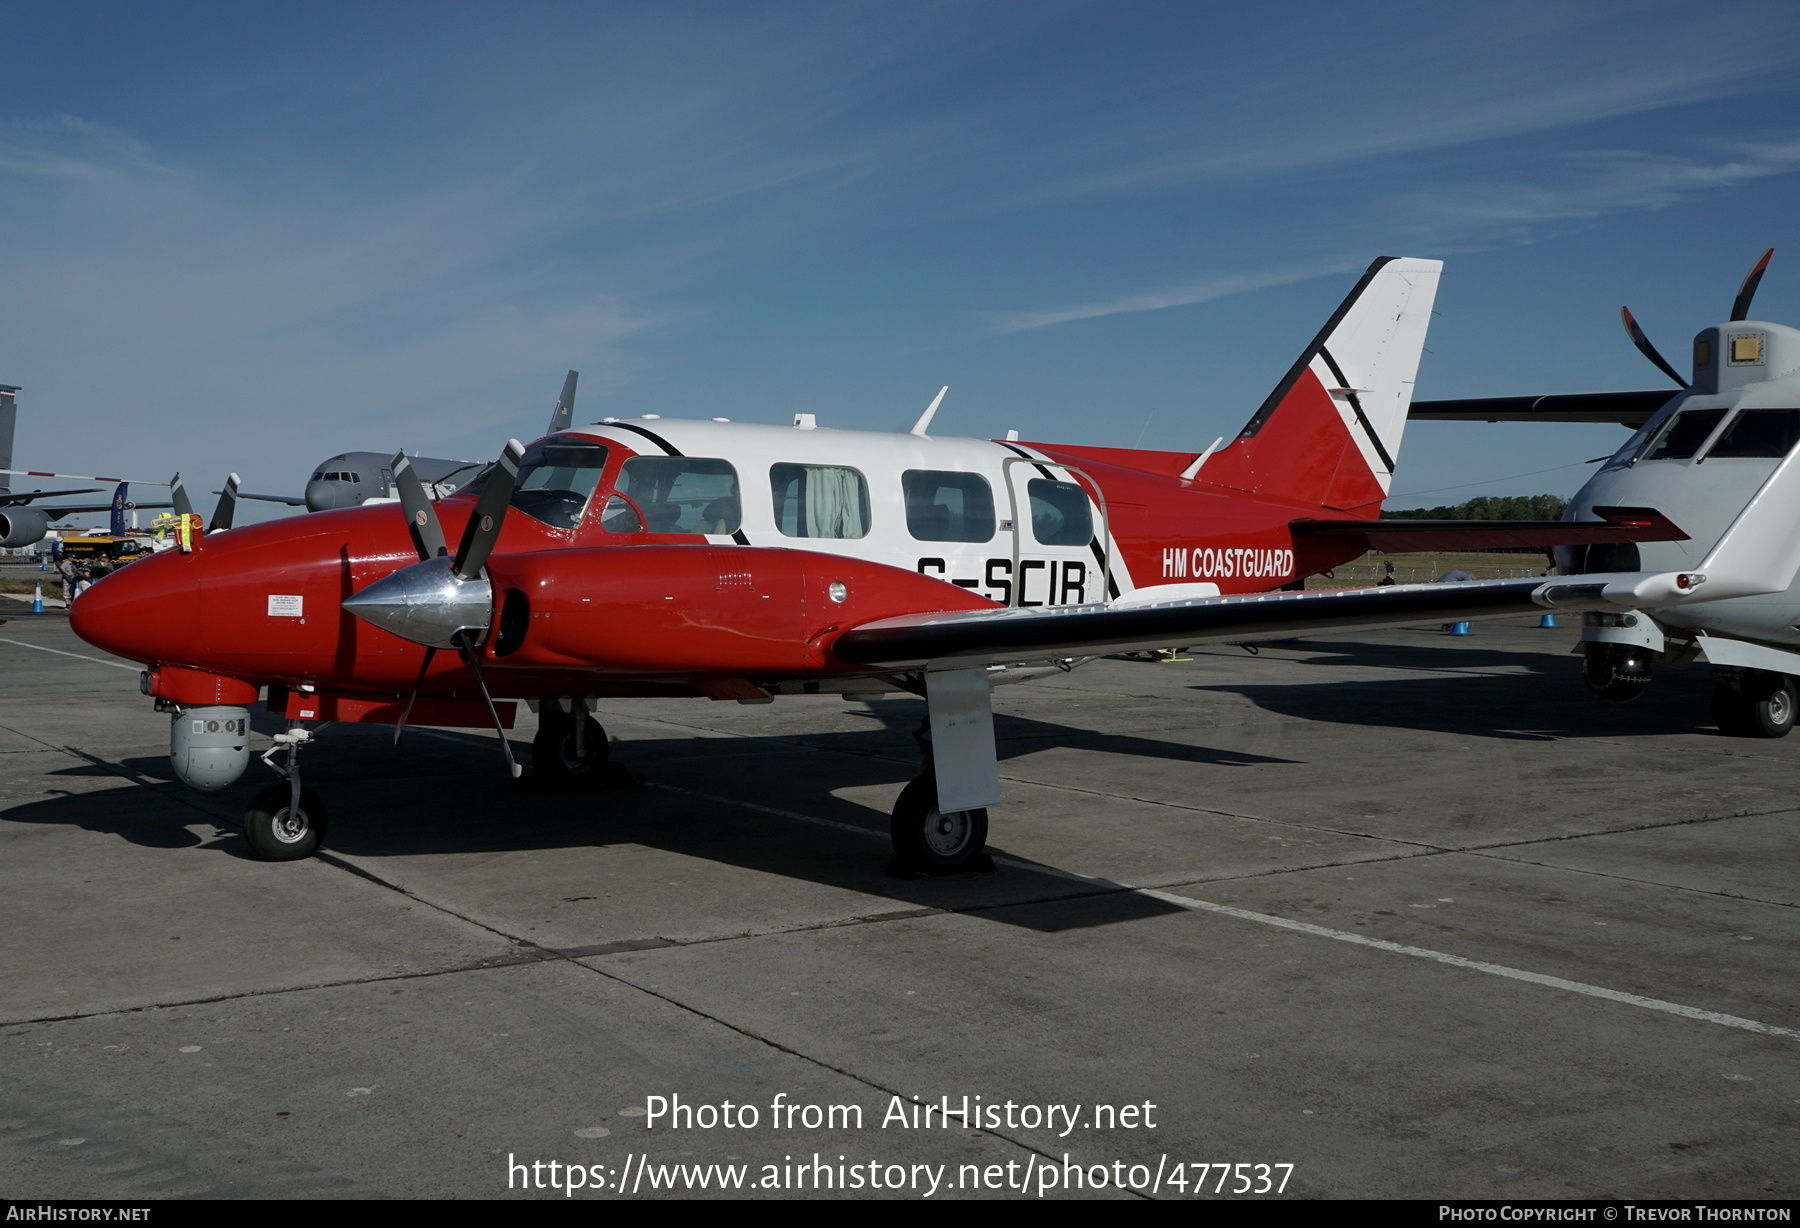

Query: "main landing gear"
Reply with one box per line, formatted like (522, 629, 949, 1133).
(1712, 668, 1798, 739)
(890, 773, 990, 875)
(245, 724, 327, 861)
(532, 698, 629, 787)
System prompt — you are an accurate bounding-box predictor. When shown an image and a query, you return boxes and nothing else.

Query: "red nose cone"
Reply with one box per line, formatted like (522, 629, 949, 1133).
(71, 548, 199, 667)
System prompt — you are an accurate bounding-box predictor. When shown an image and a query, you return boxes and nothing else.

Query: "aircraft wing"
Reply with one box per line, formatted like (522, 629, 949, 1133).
(40, 501, 173, 517)
(1408, 390, 1672, 427)
(236, 491, 308, 506)
(1290, 505, 1687, 553)
(0, 488, 104, 505)
(832, 573, 1687, 670)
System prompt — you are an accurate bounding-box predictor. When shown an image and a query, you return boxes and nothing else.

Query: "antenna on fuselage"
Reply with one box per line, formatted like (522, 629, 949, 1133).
(909, 386, 949, 437)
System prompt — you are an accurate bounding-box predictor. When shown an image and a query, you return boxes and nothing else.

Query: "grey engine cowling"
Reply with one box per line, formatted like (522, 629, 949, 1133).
(170, 706, 251, 791)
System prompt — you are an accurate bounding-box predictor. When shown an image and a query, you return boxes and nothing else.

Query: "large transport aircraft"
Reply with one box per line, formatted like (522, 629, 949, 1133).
(234, 372, 578, 513)
(0, 384, 173, 548)
(72, 257, 1764, 871)
(1420, 251, 1800, 738)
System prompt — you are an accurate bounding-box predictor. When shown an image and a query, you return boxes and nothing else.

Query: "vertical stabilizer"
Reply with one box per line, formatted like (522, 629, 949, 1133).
(547, 370, 578, 435)
(0, 386, 17, 496)
(1199, 257, 1442, 512)
(110, 483, 128, 537)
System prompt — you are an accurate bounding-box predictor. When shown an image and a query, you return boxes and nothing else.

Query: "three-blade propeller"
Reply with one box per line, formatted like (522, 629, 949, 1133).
(1620, 248, 1775, 388)
(348, 439, 527, 775)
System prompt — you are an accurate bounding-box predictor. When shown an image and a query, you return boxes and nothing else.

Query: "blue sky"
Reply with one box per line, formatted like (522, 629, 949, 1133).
(3, 0, 1799, 522)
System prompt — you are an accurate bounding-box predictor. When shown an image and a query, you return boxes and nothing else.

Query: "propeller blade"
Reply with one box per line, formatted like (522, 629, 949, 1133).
(1620, 307, 1689, 389)
(451, 438, 525, 582)
(170, 473, 196, 521)
(391, 452, 448, 562)
(1730, 247, 1775, 322)
(393, 646, 437, 746)
(454, 629, 521, 778)
(207, 473, 240, 533)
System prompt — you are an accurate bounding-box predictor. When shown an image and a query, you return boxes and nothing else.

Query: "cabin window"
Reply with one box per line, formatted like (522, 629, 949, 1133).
(508, 437, 612, 529)
(615, 456, 740, 534)
(903, 470, 995, 543)
(1643, 409, 1727, 461)
(770, 464, 870, 539)
(1027, 479, 1093, 545)
(1705, 408, 1800, 459)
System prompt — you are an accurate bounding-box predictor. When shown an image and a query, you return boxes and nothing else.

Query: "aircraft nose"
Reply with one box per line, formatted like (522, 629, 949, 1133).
(70, 552, 199, 666)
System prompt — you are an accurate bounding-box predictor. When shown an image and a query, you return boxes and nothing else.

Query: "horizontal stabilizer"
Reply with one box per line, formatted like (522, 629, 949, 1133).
(235, 491, 309, 506)
(1409, 390, 1673, 427)
(1291, 506, 1687, 553)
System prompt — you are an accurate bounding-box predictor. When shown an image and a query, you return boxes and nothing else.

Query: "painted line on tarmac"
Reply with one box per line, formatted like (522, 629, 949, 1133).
(663, 782, 1800, 1045)
(0, 636, 140, 672)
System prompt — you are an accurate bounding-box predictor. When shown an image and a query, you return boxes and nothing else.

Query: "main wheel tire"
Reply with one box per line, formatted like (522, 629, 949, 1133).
(533, 707, 609, 783)
(1712, 673, 1797, 739)
(890, 775, 988, 874)
(244, 783, 328, 861)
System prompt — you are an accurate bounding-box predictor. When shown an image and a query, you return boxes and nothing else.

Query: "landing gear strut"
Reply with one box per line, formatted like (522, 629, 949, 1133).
(1712, 669, 1797, 738)
(245, 724, 328, 861)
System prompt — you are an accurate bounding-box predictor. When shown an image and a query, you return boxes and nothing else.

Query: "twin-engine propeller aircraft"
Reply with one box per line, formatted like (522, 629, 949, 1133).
(1427, 250, 1800, 737)
(72, 257, 1754, 871)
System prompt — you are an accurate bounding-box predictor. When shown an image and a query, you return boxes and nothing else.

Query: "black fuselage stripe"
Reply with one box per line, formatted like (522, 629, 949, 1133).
(1319, 346, 1396, 474)
(1000, 442, 1120, 599)
(607, 422, 684, 456)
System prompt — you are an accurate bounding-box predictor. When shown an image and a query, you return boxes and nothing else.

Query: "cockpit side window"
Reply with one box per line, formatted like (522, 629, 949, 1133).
(615, 457, 740, 534)
(1643, 409, 1727, 461)
(1705, 409, 1800, 459)
(508, 437, 612, 529)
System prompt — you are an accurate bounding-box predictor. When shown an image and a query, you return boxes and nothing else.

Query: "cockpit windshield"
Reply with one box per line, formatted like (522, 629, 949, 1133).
(508, 437, 611, 529)
(1704, 409, 1800, 459)
(1642, 409, 1727, 461)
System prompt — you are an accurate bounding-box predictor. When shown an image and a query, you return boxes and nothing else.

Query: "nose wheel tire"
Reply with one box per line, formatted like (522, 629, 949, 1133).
(890, 775, 988, 874)
(1712, 672, 1797, 739)
(244, 784, 329, 861)
(532, 707, 609, 784)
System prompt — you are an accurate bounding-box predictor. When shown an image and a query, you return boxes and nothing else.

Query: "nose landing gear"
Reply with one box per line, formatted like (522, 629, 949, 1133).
(245, 724, 328, 860)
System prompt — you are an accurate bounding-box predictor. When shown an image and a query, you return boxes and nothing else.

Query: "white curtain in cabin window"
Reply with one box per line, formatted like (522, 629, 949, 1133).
(803, 465, 867, 539)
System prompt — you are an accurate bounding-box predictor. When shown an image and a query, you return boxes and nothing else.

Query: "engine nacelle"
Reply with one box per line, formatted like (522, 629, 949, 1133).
(170, 705, 252, 791)
(0, 508, 51, 549)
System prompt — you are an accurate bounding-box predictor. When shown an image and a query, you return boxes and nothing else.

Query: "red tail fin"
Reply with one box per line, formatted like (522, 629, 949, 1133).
(1197, 256, 1442, 513)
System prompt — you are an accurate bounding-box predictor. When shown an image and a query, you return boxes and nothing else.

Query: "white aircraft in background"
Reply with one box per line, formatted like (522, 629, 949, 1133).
(1417, 250, 1800, 737)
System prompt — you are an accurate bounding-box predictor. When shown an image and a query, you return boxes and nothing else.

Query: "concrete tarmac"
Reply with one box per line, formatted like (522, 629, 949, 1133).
(1, 614, 1796, 1200)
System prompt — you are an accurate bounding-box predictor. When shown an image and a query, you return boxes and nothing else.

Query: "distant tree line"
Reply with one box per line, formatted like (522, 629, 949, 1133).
(1381, 494, 1568, 521)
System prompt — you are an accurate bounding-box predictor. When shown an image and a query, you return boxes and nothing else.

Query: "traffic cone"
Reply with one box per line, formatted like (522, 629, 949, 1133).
(31, 582, 44, 613)
(1538, 614, 1557, 628)
(1448, 621, 1471, 636)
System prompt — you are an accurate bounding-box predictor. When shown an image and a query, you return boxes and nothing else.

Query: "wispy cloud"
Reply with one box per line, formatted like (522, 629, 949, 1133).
(987, 262, 1363, 332)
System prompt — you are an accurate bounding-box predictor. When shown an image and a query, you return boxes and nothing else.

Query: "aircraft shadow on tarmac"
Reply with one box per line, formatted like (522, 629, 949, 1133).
(1193, 645, 1718, 740)
(1219, 636, 1578, 675)
(12, 698, 1305, 932)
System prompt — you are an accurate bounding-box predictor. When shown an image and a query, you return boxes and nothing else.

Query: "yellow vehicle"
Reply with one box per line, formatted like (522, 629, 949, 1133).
(59, 535, 155, 565)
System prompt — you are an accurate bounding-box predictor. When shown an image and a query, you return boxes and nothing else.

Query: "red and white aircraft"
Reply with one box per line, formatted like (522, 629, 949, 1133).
(72, 257, 1722, 871)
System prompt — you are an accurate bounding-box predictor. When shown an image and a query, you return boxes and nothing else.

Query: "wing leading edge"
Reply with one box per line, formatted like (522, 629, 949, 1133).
(832, 572, 1695, 670)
